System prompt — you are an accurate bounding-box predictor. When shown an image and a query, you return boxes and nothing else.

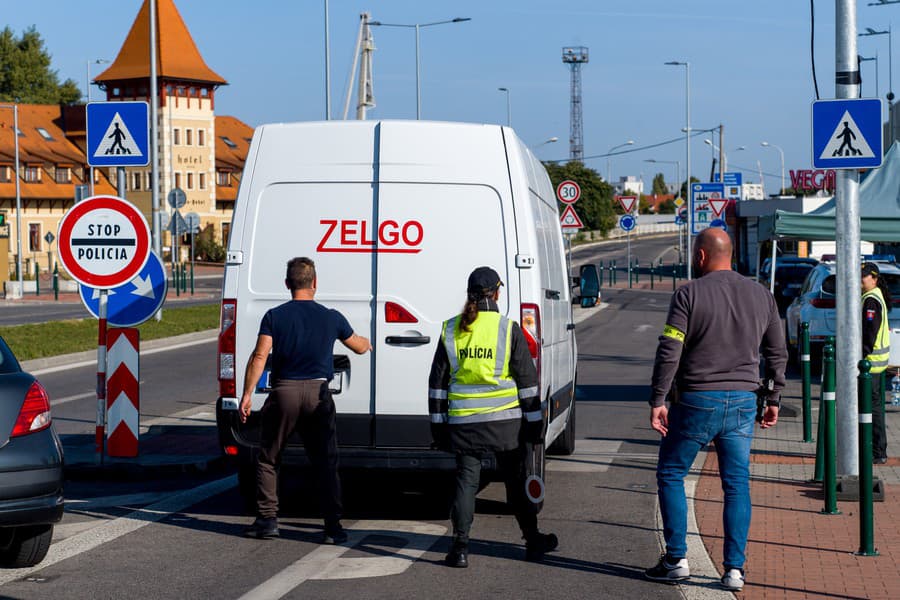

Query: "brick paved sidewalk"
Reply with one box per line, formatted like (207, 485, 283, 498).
(695, 377, 900, 599)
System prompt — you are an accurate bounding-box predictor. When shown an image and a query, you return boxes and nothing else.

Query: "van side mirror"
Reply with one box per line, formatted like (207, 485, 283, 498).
(578, 264, 600, 308)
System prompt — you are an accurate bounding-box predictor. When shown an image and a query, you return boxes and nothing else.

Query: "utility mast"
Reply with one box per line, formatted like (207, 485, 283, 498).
(343, 13, 376, 120)
(562, 46, 589, 162)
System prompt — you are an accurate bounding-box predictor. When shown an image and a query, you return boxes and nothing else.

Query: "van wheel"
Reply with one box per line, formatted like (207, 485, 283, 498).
(548, 399, 576, 456)
(0, 525, 53, 568)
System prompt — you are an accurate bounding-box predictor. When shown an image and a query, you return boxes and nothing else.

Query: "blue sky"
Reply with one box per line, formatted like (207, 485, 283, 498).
(8, 1, 900, 194)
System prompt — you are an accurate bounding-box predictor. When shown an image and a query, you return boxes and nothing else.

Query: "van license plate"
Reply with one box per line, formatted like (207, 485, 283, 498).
(256, 370, 272, 393)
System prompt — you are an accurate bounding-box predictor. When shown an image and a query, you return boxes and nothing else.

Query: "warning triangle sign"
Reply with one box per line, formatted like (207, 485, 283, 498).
(559, 204, 584, 229)
(617, 195, 637, 213)
(709, 198, 728, 217)
(818, 110, 875, 160)
(92, 112, 144, 158)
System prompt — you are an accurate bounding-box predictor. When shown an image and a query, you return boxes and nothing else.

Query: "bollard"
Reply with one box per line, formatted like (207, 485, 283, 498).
(598, 261, 603, 289)
(628, 261, 633, 289)
(612, 260, 617, 285)
(53, 264, 59, 301)
(650, 265, 655, 290)
(190, 261, 195, 295)
(34, 263, 40, 296)
(608, 263, 613, 287)
(857, 359, 877, 555)
(821, 342, 840, 514)
(175, 263, 180, 297)
(801, 322, 813, 442)
(181, 263, 187, 293)
(672, 263, 677, 290)
(635, 259, 640, 284)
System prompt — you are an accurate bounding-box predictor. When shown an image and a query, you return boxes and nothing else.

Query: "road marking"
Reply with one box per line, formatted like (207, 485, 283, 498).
(30, 337, 216, 376)
(238, 520, 446, 599)
(574, 302, 608, 325)
(65, 491, 171, 511)
(51, 391, 95, 406)
(635, 324, 652, 333)
(0, 474, 235, 587)
(547, 440, 657, 472)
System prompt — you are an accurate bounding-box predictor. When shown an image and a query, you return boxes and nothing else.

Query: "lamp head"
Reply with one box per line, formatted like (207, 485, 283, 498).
(452, 17, 471, 23)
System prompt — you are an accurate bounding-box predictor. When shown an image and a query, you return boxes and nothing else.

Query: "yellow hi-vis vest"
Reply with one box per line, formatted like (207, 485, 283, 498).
(863, 286, 891, 374)
(441, 312, 521, 425)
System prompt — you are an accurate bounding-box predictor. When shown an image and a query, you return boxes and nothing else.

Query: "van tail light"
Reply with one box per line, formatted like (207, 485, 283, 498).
(520, 303, 542, 387)
(811, 298, 836, 309)
(218, 299, 237, 397)
(11, 381, 51, 438)
(385, 301, 418, 323)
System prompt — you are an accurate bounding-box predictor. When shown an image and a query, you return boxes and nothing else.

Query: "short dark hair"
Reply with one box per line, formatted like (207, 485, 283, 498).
(286, 257, 316, 291)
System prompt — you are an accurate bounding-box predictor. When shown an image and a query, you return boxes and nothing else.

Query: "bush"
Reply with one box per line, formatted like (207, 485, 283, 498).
(195, 226, 226, 262)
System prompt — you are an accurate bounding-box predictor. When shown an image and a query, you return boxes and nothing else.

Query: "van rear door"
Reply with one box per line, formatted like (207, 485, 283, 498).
(374, 182, 511, 446)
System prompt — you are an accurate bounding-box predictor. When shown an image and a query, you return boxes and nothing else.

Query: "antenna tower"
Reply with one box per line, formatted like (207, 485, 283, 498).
(562, 46, 589, 162)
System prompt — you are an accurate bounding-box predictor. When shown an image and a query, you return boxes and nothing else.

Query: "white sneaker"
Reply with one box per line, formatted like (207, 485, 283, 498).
(721, 568, 745, 591)
(644, 554, 690, 582)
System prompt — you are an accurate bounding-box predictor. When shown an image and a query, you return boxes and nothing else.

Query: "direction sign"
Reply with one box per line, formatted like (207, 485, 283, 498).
(556, 180, 581, 204)
(167, 188, 187, 209)
(812, 98, 883, 169)
(559, 204, 584, 230)
(57, 195, 151, 289)
(80, 251, 167, 327)
(616, 195, 637, 213)
(713, 172, 743, 187)
(86, 101, 150, 167)
(619, 214, 636, 232)
(690, 182, 725, 235)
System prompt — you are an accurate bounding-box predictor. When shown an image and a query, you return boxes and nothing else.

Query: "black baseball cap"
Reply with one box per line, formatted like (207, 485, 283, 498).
(861, 262, 880, 278)
(467, 267, 504, 294)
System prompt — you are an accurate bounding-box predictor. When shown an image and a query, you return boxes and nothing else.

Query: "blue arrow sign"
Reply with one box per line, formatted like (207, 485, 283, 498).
(80, 251, 167, 327)
(619, 214, 636, 232)
(812, 98, 883, 169)
(86, 101, 150, 167)
(709, 218, 728, 232)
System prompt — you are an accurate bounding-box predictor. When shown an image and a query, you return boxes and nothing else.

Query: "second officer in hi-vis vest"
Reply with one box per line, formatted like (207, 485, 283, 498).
(428, 267, 558, 568)
(861, 262, 892, 464)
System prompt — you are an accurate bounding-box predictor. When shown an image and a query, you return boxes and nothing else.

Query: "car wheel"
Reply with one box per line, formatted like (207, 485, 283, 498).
(548, 399, 576, 456)
(0, 525, 53, 568)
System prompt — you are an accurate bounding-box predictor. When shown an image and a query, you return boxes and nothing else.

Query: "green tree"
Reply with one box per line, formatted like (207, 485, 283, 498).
(678, 176, 701, 201)
(543, 161, 616, 235)
(0, 26, 81, 104)
(651, 172, 668, 195)
(657, 198, 676, 214)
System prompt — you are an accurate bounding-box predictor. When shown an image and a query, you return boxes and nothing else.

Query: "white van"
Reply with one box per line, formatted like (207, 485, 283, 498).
(216, 121, 578, 499)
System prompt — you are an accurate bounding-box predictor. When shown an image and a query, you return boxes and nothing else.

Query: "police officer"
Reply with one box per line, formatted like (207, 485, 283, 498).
(861, 261, 892, 464)
(428, 266, 558, 568)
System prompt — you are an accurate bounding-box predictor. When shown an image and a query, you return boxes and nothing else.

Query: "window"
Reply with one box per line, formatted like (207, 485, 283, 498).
(217, 170, 231, 186)
(24, 166, 40, 182)
(186, 129, 193, 146)
(187, 172, 194, 190)
(28, 223, 41, 252)
(198, 129, 205, 146)
(36, 127, 54, 141)
(0, 166, 11, 182)
(146, 172, 153, 190)
(199, 172, 206, 190)
(132, 172, 142, 191)
(222, 222, 230, 246)
(173, 128, 181, 145)
(220, 136, 237, 149)
(55, 167, 71, 183)
(200, 88, 209, 98)
(175, 173, 182, 189)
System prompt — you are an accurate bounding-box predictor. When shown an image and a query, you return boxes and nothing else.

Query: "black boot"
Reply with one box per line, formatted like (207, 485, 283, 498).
(445, 541, 468, 568)
(525, 532, 558, 561)
(244, 517, 279, 539)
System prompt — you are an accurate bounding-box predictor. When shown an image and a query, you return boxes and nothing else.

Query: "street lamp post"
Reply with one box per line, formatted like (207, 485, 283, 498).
(0, 104, 23, 295)
(760, 141, 785, 194)
(86, 59, 110, 196)
(606, 140, 634, 185)
(666, 60, 692, 279)
(535, 136, 558, 147)
(859, 54, 879, 98)
(860, 26, 894, 143)
(369, 17, 471, 120)
(498, 87, 510, 126)
(645, 158, 683, 263)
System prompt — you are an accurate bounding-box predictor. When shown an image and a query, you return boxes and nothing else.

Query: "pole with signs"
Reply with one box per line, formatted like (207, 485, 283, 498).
(557, 180, 583, 281)
(616, 196, 638, 287)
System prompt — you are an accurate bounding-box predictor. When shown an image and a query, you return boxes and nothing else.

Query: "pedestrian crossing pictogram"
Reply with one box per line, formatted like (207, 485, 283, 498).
(818, 111, 875, 160)
(93, 113, 143, 158)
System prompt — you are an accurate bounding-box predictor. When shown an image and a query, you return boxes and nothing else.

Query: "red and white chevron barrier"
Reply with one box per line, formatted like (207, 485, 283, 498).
(106, 328, 140, 457)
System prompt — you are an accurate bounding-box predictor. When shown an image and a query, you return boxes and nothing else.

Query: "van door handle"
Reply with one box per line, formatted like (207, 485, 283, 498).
(545, 289, 561, 300)
(567, 324, 575, 331)
(385, 336, 431, 345)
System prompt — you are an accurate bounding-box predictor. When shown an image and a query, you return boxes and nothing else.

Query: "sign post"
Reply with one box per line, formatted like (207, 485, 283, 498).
(57, 195, 151, 462)
(557, 180, 583, 286)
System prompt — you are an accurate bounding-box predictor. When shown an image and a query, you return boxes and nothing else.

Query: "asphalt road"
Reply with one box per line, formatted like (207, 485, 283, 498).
(0, 235, 695, 599)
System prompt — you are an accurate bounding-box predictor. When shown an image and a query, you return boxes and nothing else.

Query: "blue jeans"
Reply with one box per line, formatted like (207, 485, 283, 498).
(656, 390, 757, 570)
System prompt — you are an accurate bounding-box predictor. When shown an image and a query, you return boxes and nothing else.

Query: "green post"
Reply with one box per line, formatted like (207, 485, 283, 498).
(628, 260, 633, 289)
(857, 359, 877, 555)
(181, 263, 187, 293)
(635, 259, 640, 284)
(34, 263, 39, 296)
(801, 322, 813, 442)
(650, 264, 655, 290)
(672, 263, 677, 290)
(821, 342, 840, 514)
(190, 261, 194, 295)
(612, 260, 617, 285)
(175, 263, 180, 297)
(658, 258, 663, 283)
(608, 263, 613, 287)
(52, 264, 59, 301)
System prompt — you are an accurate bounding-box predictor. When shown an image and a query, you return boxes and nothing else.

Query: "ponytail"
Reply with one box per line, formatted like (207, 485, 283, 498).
(878, 277, 893, 312)
(459, 295, 480, 332)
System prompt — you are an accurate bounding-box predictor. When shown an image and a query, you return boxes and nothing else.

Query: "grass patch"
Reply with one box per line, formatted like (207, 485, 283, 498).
(0, 304, 219, 361)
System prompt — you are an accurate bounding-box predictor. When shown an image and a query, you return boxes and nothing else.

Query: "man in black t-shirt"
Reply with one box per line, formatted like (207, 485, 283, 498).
(240, 257, 371, 542)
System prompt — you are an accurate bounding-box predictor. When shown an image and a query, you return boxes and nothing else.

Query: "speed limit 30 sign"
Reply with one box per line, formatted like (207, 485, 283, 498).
(57, 196, 151, 289)
(556, 180, 581, 204)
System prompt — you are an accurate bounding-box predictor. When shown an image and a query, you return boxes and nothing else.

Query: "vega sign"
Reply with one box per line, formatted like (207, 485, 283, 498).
(789, 169, 836, 192)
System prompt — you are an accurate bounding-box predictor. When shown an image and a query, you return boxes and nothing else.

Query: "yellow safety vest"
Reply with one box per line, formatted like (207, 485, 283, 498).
(862, 286, 891, 374)
(441, 312, 521, 425)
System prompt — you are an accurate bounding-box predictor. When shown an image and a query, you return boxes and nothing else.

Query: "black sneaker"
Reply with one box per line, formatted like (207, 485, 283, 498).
(525, 532, 559, 561)
(322, 523, 348, 545)
(644, 554, 690, 582)
(244, 517, 279, 539)
(874, 456, 888, 465)
(445, 542, 468, 568)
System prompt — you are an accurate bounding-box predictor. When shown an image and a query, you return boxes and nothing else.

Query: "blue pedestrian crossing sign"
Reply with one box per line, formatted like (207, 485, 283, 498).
(86, 101, 150, 167)
(812, 98, 883, 169)
(79, 251, 167, 327)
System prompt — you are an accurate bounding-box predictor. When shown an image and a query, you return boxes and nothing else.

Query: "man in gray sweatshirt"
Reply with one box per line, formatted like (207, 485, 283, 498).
(643, 227, 786, 592)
